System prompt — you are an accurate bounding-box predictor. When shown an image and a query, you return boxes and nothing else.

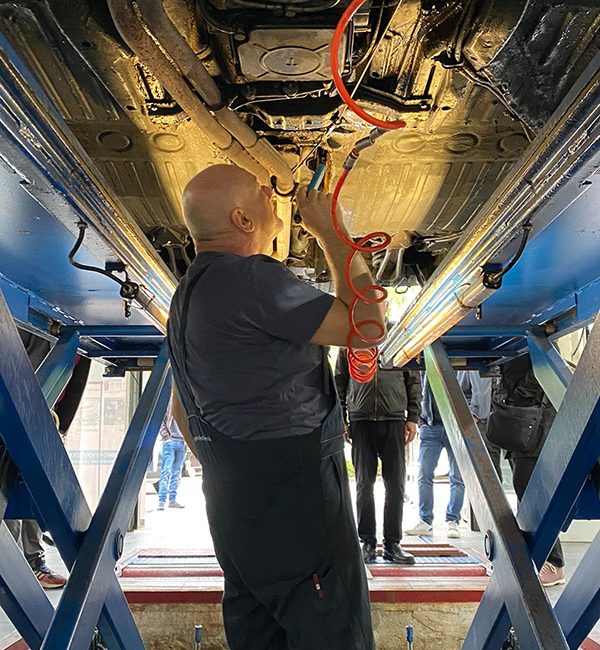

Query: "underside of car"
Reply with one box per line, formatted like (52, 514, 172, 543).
(1, 0, 598, 289)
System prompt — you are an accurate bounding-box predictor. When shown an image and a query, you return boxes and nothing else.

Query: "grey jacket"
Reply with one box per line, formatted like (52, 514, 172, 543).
(334, 352, 422, 423)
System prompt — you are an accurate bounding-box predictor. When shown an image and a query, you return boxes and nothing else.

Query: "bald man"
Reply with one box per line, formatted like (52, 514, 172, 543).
(168, 164, 384, 650)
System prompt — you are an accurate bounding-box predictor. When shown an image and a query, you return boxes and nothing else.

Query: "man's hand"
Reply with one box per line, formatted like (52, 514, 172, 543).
(296, 185, 347, 243)
(404, 421, 418, 444)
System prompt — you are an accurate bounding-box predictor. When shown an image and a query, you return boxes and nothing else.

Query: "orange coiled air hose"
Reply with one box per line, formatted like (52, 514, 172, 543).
(329, 0, 407, 382)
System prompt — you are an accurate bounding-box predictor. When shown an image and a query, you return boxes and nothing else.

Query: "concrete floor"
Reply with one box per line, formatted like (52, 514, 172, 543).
(0, 467, 596, 647)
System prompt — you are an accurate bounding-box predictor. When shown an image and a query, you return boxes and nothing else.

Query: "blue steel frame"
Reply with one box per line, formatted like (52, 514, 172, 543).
(0, 316, 80, 648)
(424, 340, 569, 649)
(0, 288, 172, 649)
(425, 312, 600, 649)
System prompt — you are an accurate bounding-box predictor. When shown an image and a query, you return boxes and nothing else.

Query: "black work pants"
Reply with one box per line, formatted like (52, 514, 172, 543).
(510, 456, 564, 568)
(350, 419, 406, 547)
(201, 426, 374, 650)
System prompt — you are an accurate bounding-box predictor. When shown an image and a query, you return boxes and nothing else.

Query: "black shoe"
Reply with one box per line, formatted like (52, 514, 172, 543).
(42, 533, 55, 547)
(383, 543, 416, 565)
(361, 542, 377, 564)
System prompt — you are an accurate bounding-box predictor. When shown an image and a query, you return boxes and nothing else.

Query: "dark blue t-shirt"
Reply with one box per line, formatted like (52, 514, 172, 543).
(171, 252, 336, 440)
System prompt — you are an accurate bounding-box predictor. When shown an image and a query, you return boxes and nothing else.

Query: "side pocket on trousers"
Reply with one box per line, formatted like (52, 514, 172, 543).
(322, 454, 344, 522)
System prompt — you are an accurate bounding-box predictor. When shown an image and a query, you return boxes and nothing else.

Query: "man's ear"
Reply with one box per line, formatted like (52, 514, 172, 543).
(230, 208, 255, 233)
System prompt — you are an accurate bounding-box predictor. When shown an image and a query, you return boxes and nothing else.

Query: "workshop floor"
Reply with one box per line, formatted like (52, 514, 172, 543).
(0, 472, 596, 647)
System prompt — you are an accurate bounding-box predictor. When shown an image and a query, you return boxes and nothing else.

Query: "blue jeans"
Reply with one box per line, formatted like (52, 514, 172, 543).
(418, 425, 465, 524)
(158, 439, 186, 504)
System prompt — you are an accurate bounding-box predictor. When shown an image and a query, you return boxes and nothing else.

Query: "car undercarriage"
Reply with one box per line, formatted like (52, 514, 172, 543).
(2, 0, 597, 294)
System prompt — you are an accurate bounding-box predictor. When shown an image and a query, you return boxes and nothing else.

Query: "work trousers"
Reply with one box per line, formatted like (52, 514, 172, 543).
(417, 425, 465, 525)
(510, 456, 564, 568)
(158, 438, 186, 504)
(5, 519, 45, 568)
(201, 426, 374, 650)
(350, 419, 406, 547)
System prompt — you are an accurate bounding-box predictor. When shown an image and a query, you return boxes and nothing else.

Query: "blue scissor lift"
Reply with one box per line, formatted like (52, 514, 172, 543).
(0, 20, 598, 650)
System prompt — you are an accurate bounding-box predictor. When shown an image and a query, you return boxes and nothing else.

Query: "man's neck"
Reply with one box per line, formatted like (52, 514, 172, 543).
(194, 239, 259, 257)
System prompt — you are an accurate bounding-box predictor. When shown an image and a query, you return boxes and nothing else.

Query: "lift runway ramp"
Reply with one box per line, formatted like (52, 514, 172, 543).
(117, 542, 489, 580)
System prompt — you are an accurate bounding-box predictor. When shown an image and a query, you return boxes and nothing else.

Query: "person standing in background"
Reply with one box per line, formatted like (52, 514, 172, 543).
(335, 351, 422, 564)
(157, 401, 187, 510)
(486, 354, 565, 587)
(5, 519, 66, 589)
(405, 374, 465, 539)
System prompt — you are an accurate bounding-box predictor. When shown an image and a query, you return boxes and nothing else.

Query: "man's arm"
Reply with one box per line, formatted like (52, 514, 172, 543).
(404, 370, 422, 423)
(403, 370, 422, 443)
(158, 413, 170, 441)
(297, 188, 386, 349)
(171, 386, 197, 458)
(334, 349, 350, 408)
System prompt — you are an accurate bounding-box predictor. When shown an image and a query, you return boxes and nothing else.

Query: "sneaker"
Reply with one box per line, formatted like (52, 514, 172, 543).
(169, 501, 185, 509)
(447, 522, 461, 539)
(34, 564, 66, 589)
(157, 502, 165, 511)
(405, 520, 433, 536)
(361, 542, 377, 564)
(539, 562, 565, 587)
(383, 543, 416, 565)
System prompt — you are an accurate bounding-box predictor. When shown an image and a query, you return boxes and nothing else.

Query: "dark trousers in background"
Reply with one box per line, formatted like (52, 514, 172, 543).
(5, 519, 45, 568)
(510, 456, 564, 568)
(350, 419, 406, 547)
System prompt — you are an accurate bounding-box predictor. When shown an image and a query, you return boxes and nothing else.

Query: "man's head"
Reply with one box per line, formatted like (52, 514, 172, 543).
(182, 164, 283, 256)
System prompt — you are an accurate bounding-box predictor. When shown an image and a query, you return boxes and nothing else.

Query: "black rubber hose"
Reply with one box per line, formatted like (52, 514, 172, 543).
(491, 222, 533, 281)
(67, 222, 126, 287)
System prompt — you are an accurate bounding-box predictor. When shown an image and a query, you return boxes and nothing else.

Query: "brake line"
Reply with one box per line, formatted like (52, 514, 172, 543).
(329, 0, 406, 382)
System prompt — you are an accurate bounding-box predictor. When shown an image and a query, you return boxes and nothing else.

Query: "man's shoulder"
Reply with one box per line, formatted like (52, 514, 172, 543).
(201, 252, 286, 278)
(244, 254, 287, 272)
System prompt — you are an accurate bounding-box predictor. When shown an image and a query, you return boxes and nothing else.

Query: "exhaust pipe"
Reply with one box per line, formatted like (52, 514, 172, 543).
(108, 0, 272, 184)
(109, 0, 294, 259)
(136, 0, 294, 196)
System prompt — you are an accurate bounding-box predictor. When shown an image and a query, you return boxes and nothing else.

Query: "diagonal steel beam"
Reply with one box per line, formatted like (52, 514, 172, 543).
(0, 290, 144, 650)
(527, 330, 572, 410)
(36, 331, 80, 409)
(424, 341, 568, 649)
(0, 331, 79, 646)
(0, 331, 79, 647)
(462, 313, 600, 649)
(555, 529, 600, 649)
(40, 344, 170, 649)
